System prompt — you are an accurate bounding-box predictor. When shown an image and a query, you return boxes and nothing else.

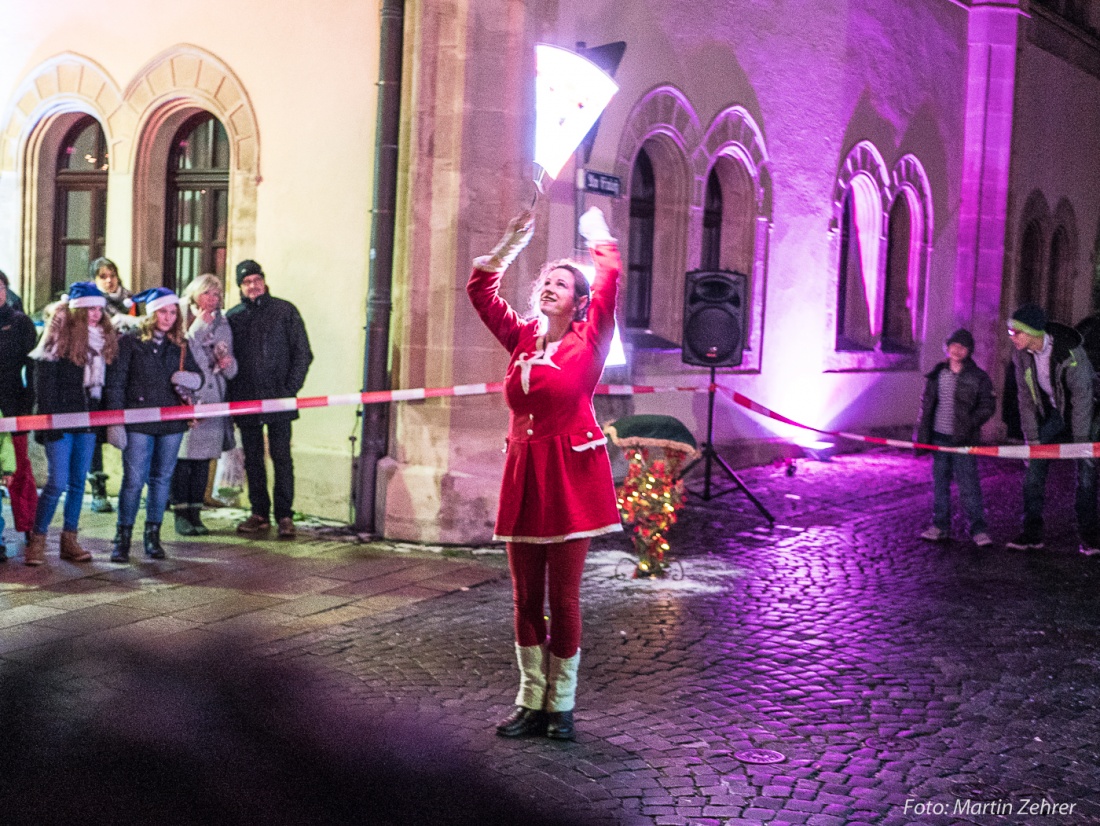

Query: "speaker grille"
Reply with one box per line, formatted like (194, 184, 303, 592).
(681, 270, 747, 367)
(685, 306, 741, 363)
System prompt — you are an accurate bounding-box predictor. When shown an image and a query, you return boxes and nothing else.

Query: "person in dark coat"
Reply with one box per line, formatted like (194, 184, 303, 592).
(26, 283, 119, 565)
(1006, 303, 1097, 554)
(104, 288, 202, 563)
(226, 260, 313, 539)
(0, 270, 24, 314)
(0, 274, 36, 560)
(915, 328, 996, 546)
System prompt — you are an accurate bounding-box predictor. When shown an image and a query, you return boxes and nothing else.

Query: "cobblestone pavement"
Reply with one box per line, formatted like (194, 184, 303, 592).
(2, 450, 1099, 825)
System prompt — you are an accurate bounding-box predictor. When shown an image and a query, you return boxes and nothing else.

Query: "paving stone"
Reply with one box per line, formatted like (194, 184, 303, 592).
(2, 455, 1100, 823)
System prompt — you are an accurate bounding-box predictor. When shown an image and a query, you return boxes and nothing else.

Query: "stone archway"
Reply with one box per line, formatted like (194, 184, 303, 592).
(125, 45, 260, 290)
(0, 53, 126, 306)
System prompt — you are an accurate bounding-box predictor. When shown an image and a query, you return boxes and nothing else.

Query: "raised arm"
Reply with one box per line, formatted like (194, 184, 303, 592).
(578, 207, 620, 349)
(466, 210, 535, 354)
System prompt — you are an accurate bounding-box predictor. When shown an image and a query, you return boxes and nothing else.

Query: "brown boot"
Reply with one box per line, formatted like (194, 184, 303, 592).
(59, 530, 92, 563)
(24, 532, 47, 566)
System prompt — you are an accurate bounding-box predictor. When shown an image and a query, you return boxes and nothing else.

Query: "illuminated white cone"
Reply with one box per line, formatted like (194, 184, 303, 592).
(534, 44, 619, 187)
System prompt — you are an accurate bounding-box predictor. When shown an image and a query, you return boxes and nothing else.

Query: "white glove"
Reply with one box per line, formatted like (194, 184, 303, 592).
(171, 371, 202, 391)
(578, 207, 614, 246)
(478, 210, 535, 272)
(107, 425, 127, 451)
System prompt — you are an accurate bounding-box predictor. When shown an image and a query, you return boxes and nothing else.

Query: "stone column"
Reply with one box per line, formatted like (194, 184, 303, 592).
(378, 0, 535, 542)
(953, 1, 1022, 365)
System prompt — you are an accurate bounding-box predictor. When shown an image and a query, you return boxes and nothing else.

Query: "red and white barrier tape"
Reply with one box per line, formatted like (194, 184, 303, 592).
(727, 389, 1100, 461)
(0, 379, 1092, 461)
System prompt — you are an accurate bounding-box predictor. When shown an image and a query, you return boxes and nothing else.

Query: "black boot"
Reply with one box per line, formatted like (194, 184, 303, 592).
(546, 709, 575, 741)
(89, 472, 114, 513)
(188, 505, 210, 536)
(111, 525, 133, 563)
(495, 707, 548, 738)
(174, 506, 199, 536)
(143, 522, 167, 559)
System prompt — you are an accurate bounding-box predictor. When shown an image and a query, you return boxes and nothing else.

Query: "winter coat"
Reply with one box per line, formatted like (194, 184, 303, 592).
(33, 358, 103, 443)
(178, 312, 237, 460)
(466, 243, 623, 543)
(916, 358, 996, 447)
(104, 332, 203, 437)
(1013, 321, 1094, 444)
(226, 292, 312, 425)
(0, 303, 37, 417)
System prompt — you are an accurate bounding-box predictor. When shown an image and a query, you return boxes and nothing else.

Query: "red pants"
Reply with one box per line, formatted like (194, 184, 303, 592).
(507, 538, 589, 659)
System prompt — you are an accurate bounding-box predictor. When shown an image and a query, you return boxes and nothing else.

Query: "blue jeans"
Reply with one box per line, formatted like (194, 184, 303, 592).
(931, 433, 987, 536)
(118, 431, 185, 527)
(34, 431, 97, 533)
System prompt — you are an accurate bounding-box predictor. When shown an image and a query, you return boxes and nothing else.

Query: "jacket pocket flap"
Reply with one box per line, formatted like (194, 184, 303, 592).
(569, 430, 608, 452)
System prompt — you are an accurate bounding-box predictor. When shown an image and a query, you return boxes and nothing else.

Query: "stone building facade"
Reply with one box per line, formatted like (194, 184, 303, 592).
(2, 1, 1099, 540)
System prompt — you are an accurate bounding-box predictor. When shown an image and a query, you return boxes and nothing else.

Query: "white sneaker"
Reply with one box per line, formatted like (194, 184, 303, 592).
(920, 526, 945, 541)
(972, 532, 993, 547)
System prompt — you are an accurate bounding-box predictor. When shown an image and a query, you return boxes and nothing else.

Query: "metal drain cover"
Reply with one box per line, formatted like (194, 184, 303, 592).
(733, 748, 786, 764)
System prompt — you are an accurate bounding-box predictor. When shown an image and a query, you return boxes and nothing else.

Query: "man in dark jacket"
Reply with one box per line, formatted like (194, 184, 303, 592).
(916, 328, 996, 547)
(1006, 303, 1097, 554)
(227, 260, 313, 539)
(0, 275, 35, 419)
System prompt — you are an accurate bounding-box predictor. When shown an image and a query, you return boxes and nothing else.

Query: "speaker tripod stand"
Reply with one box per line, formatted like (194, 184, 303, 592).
(679, 367, 775, 525)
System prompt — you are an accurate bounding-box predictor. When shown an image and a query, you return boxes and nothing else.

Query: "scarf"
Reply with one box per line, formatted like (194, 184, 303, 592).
(85, 324, 106, 400)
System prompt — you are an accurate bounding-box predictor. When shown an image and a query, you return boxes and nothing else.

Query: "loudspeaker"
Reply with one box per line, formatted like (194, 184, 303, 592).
(682, 270, 747, 367)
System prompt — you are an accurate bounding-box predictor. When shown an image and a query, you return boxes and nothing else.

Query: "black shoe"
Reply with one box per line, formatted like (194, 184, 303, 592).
(188, 506, 210, 536)
(1006, 532, 1044, 550)
(111, 525, 133, 563)
(546, 710, 575, 741)
(174, 510, 200, 536)
(143, 522, 167, 560)
(89, 473, 114, 513)
(495, 707, 547, 737)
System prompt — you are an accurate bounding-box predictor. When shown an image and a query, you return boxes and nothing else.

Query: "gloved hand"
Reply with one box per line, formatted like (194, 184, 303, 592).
(107, 425, 127, 451)
(171, 371, 202, 391)
(477, 209, 535, 272)
(578, 206, 614, 246)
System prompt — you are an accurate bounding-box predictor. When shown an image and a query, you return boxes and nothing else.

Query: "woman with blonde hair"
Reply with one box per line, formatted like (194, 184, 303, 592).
(170, 274, 237, 535)
(26, 282, 119, 565)
(104, 288, 202, 562)
(467, 207, 622, 740)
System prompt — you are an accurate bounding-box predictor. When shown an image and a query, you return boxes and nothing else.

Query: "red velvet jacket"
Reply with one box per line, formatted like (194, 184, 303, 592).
(467, 244, 623, 543)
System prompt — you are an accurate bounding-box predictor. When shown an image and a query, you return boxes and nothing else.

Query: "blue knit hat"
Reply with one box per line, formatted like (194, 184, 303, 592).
(1009, 304, 1047, 338)
(126, 287, 180, 315)
(62, 281, 106, 310)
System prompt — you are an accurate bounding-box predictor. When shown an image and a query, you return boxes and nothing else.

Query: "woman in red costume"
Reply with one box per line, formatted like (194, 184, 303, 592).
(467, 207, 622, 741)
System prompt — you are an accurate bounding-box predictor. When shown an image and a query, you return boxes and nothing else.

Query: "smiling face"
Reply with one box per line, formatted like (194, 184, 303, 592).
(538, 267, 580, 320)
(154, 304, 179, 332)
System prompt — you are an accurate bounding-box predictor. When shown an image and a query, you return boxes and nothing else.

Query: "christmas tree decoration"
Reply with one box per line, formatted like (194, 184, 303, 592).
(605, 415, 698, 578)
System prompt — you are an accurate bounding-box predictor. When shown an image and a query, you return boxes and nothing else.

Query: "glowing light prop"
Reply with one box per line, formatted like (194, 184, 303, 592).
(533, 44, 619, 191)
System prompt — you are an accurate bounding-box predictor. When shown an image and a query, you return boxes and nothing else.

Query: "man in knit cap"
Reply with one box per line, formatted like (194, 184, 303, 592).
(1006, 303, 1098, 554)
(916, 328, 996, 546)
(227, 260, 313, 539)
